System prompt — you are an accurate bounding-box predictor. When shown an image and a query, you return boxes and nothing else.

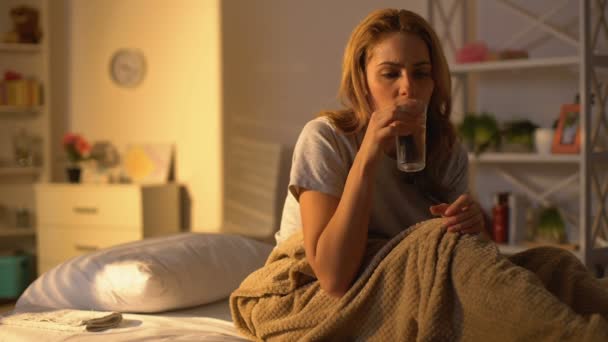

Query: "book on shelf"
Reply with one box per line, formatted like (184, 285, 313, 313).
(0, 79, 41, 107)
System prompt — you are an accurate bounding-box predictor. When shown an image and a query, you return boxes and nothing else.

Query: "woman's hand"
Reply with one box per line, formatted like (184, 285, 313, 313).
(359, 100, 425, 166)
(429, 194, 486, 235)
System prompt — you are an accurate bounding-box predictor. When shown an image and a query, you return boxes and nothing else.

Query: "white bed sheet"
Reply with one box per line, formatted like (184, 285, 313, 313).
(0, 299, 247, 342)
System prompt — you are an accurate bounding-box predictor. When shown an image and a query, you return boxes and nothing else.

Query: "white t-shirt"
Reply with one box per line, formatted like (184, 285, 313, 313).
(275, 116, 469, 245)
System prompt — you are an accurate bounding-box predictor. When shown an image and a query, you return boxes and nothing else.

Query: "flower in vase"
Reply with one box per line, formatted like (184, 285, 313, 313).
(63, 133, 92, 166)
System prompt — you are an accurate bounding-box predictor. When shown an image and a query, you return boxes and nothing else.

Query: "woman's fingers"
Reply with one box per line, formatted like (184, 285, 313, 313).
(447, 212, 484, 233)
(371, 105, 425, 130)
(443, 206, 478, 226)
(430, 203, 449, 216)
(444, 194, 474, 216)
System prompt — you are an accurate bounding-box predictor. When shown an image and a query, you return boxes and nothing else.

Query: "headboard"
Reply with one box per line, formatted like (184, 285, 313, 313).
(222, 136, 291, 243)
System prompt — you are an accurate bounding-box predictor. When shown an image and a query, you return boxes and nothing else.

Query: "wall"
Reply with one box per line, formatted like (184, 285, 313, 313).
(221, 0, 426, 146)
(66, 0, 222, 231)
(220, 1, 428, 234)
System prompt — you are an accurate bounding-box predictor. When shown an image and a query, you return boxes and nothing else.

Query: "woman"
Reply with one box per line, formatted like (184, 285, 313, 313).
(232, 9, 608, 340)
(275, 8, 486, 297)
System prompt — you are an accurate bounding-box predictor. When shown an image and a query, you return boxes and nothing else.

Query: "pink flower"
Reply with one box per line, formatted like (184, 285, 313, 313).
(63, 132, 92, 163)
(75, 138, 90, 155)
(62, 133, 78, 147)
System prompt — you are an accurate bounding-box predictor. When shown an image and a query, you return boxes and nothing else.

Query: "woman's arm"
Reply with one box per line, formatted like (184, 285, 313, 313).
(300, 103, 422, 298)
(300, 152, 376, 298)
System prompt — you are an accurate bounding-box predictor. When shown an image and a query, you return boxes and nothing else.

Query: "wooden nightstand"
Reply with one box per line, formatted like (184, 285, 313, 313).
(35, 183, 181, 275)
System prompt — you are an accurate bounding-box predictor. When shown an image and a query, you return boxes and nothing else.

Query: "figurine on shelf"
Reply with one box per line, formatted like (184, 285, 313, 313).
(456, 41, 529, 64)
(2, 5, 42, 44)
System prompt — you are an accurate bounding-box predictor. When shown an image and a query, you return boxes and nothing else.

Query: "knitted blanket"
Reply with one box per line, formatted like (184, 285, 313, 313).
(230, 218, 608, 341)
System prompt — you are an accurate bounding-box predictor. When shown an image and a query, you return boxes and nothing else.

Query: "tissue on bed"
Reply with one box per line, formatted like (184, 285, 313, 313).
(16, 233, 273, 313)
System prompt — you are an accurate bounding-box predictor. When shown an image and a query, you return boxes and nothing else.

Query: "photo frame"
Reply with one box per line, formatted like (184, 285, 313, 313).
(552, 103, 581, 154)
(122, 144, 174, 184)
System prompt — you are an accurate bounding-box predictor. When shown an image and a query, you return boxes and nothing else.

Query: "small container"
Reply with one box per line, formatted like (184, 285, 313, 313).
(492, 192, 510, 243)
(15, 207, 32, 229)
(0, 254, 34, 299)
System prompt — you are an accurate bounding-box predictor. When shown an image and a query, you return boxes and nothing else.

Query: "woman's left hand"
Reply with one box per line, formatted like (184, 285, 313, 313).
(429, 194, 486, 235)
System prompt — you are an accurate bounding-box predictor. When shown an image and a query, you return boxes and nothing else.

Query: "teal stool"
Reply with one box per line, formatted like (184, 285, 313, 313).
(0, 254, 34, 299)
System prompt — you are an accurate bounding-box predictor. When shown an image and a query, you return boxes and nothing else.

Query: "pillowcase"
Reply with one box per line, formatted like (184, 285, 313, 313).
(16, 233, 273, 313)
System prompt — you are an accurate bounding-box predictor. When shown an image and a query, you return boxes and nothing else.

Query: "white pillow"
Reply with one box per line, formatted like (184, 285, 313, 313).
(16, 233, 273, 313)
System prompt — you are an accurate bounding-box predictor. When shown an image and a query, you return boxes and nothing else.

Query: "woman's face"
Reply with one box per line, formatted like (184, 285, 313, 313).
(365, 32, 434, 112)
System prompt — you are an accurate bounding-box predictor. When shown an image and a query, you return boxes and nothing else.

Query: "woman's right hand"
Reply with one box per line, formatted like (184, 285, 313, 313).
(359, 100, 426, 167)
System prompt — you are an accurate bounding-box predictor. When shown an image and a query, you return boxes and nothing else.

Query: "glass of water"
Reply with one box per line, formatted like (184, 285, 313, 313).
(395, 101, 427, 172)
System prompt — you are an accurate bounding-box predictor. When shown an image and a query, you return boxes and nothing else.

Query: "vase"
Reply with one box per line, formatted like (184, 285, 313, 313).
(66, 167, 82, 183)
(534, 128, 555, 155)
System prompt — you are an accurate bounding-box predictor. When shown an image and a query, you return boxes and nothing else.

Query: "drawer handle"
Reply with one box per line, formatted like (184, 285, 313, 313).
(74, 244, 99, 252)
(73, 207, 99, 215)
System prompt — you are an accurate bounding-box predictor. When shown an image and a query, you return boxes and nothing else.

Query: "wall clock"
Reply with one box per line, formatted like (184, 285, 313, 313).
(109, 49, 147, 87)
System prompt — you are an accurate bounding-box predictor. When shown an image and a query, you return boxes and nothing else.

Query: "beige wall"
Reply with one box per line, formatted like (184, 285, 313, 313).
(67, 0, 222, 232)
(221, 0, 426, 146)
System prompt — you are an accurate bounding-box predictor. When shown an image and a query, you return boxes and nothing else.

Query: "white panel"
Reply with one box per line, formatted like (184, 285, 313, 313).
(223, 137, 283, 239)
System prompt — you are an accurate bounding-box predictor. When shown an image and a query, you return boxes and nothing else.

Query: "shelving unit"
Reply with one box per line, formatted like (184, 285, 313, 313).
(0, 0, 50, 256)
(0, 43, 41, 53)
(430, 0, 608, 274)
(0, 228, 35, 238)
(0, 167, 41, 177)
(468, 152, 580, 163)
(450, 56, 579, 74)
(0, 106, 43, 115)
(497, 242, 582, 259)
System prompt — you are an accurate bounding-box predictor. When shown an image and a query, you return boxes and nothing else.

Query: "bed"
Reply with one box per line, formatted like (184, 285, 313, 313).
(0, 137, 288, 341)
(1, 299, 246, 341)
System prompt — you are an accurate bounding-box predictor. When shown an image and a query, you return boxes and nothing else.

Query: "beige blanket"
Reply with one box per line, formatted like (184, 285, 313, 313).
(230, 218, 608, 341)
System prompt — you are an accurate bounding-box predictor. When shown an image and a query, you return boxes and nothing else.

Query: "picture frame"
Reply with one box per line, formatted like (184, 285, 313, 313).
(122, 144, 174, 184)
(552, 103, 581, 154)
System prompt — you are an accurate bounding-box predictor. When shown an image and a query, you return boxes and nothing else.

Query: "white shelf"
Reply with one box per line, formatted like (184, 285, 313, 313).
(0, 43, 41, 53)
(450, 56, 579, 74)
(0, 106, 43, 115)
(0, 228, 35, 237)
(497, 243, 581, 259)
(468, 152, 580, 164)
(497, 243, 528, 255)
(0, 167, 41, 177)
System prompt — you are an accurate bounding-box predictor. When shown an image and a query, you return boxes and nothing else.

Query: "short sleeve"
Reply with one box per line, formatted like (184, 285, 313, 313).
(288, 119, 350, 201)
(442, 143, 469, 203)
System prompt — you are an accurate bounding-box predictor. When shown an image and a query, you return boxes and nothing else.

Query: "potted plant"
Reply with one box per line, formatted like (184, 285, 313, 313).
(62, 133, 92, 183)
(457, 112, 500, 155)
(534, 206, 566, 244)
(501, 119, 539, 153)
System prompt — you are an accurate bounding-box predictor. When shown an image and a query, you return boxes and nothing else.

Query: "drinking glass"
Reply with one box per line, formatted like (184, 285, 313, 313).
(395, 101, 427, 172)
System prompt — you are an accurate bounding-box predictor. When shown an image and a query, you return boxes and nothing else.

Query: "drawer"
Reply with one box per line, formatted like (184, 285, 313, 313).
(37, 226, 141, 265)
(36, 185, 142, 227)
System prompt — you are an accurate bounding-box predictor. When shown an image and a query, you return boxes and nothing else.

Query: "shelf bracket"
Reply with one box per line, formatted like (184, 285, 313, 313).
(592, 0, 608, 50)
(432, 0, 465, 56)
(494, 0, 580, 49)
(499, 0, 571, 50)
(591, 165, 608, 247)
(491, 167, 579, 227)
(540, 172, 580, 200)
(591, 73, 608, 151)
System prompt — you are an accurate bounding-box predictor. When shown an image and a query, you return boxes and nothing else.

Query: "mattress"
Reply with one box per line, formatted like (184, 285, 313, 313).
(0, 299, 247, 341)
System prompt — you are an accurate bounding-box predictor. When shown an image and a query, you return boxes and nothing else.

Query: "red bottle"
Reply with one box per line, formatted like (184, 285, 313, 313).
(492, 192, 510, 243)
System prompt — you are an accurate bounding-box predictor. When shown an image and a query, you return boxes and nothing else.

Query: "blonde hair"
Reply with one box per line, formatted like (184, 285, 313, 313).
(320, 9, 456, 195)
